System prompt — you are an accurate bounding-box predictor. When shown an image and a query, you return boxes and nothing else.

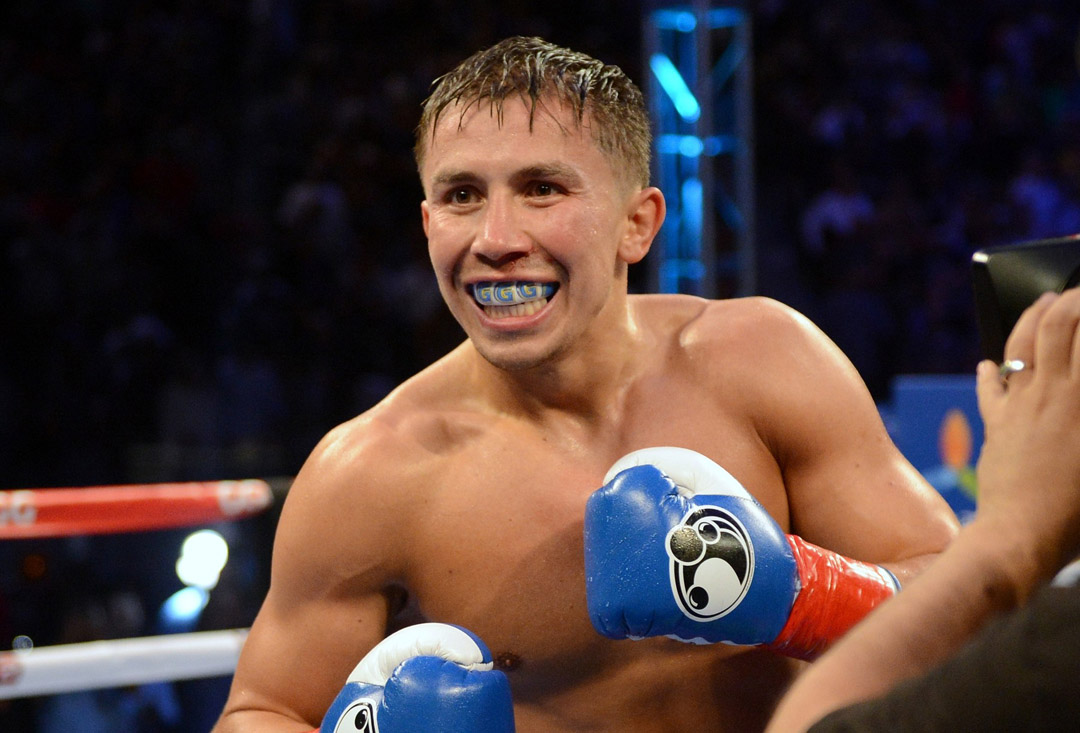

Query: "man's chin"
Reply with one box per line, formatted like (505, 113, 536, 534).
(479, 352, 554, 373)
(472, 339, 564, 374)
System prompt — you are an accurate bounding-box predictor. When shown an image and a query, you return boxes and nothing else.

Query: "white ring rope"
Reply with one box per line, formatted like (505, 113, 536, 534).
(0, 628, 249, 700)
(0, 477, 294, 699)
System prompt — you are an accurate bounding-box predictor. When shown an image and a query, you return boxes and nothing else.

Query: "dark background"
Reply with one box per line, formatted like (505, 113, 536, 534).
(1, 1, 1079, 730)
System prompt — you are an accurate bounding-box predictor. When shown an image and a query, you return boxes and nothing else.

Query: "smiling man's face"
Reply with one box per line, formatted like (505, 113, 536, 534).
(420, 96, 644, 372)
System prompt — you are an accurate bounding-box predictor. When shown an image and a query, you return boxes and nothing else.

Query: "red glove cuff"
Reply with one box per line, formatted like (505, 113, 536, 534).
(769, 535, 899, 661)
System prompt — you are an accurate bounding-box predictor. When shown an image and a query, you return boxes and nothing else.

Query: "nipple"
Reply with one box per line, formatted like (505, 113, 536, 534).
(492, 650, 523, 672)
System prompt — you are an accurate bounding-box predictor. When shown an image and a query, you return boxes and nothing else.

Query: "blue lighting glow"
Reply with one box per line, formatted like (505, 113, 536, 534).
(650, 54, 701, 123)
(653, 9, 697, 32)
(679, 136, 704, 157)
(658, 134, 702, 157)
(657, 135, 740, 158)
(707, 8, 745, 29)
(159, 586, 209, 631)
(681, 177, 704, 254)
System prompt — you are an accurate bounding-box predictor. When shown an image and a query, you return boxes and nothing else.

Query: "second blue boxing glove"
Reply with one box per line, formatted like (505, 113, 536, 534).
(319, 623, 515, 732)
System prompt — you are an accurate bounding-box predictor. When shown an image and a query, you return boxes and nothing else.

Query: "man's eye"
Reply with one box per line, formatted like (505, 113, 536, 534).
(532, 182, 557, 196)
(450, 188, 473, 204)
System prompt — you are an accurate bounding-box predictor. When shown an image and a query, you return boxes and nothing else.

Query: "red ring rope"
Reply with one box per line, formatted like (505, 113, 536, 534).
(0, 480, 273, 539)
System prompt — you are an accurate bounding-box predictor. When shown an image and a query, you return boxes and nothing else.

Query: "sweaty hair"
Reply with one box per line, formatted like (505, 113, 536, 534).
(414, 36, 652, 188)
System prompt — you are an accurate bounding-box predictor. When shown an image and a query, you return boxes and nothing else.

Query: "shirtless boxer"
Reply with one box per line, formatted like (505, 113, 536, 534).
(213, 36, 958, 732)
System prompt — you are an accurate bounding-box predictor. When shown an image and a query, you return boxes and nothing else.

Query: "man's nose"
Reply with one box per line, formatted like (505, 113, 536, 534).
(471, 194, 532, 262)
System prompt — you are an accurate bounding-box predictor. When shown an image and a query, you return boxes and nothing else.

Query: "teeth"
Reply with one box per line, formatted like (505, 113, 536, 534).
(473, 281, 556, 306)
(483, 297, 550, 319)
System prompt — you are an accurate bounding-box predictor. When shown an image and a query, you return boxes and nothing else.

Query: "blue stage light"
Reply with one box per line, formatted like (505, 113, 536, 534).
(650, 53, 701, 122)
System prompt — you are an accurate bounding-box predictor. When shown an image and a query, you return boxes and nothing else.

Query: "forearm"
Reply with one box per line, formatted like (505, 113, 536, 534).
(767, 517, 1043, 732)
(878, 548, 941, 587)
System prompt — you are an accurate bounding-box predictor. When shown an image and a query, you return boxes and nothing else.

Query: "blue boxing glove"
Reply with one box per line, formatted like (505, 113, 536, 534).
(319, 623, 515, 733)
(584, 447, 899, 660)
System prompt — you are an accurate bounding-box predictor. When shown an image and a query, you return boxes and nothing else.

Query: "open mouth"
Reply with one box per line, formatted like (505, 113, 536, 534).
(471, 281, 559, 319)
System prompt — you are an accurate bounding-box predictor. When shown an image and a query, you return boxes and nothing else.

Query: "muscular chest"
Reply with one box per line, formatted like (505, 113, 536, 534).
(404, 444, 599, 667)
(400, 399, 787, 680)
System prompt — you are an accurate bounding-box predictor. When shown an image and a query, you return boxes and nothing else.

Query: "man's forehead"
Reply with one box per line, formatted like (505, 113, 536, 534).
(428, 95, 594, 144)
(418, 95, 628, 192)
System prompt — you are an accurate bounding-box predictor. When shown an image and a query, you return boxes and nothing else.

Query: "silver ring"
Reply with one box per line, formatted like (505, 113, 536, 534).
(999, 359, 1028, 383)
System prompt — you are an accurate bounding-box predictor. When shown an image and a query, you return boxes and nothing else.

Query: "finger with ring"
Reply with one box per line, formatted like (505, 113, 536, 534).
(999, 359, 1028, 384)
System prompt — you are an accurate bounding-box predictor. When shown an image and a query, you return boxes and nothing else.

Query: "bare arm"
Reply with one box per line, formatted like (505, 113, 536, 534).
(213, 420, 408, 731)
(736, 298, 958, 573)
(767, 290, 1080, 732)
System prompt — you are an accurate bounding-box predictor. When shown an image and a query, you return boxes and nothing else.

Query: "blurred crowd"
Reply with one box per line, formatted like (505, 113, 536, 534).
(756, 0, 1080, 397)
(4, 0, 1080, 486)
(1, 0, 1079, 729)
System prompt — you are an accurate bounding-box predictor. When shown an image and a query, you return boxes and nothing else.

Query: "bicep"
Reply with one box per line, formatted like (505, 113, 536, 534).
(218, 433, 403, 728)
(787, 421, 956, 563)
(222, 584, 391, 728)
(762, 311, 958, 563)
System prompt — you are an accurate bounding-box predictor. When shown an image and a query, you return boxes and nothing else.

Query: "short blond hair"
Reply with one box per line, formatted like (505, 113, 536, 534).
(414, 36, 652, 188)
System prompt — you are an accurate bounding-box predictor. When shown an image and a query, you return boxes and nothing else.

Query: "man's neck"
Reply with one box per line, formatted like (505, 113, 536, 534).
(468, 299, 651, 426)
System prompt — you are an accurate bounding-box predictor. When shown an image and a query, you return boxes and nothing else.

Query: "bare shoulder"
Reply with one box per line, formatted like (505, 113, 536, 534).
(685, 296, 827, 354)
(673, 295, 871, 423)
(273, 350, 482, 583)
(219, 355, 487, 730)
(634, 294, 844, 393)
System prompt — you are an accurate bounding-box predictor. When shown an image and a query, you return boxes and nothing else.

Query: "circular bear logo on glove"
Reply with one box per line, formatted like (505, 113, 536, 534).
(666, 506, 754, 620)
(332, 700, 377, 733)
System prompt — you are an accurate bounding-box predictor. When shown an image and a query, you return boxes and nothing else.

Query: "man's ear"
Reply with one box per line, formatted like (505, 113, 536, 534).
(618, 187, 666, 264)
(420, 199, 430, 238)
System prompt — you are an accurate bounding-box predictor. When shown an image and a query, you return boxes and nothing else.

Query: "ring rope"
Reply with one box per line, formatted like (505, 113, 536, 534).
(0, 629, 249, 699)
(0, 480, 275, 539)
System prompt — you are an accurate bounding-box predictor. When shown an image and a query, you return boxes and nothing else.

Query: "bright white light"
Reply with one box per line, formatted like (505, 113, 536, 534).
(175, 529, 229, 589)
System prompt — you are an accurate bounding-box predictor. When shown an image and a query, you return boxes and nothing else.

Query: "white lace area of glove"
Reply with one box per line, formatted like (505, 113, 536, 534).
(347, 623, 493, 686)
(604, 447, 753, 501)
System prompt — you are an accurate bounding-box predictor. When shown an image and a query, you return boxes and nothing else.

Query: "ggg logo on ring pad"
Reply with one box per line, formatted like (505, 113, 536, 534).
(666, 506, 755, 620)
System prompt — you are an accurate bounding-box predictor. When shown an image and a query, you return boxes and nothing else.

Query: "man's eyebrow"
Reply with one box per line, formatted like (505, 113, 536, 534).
(513, 163, 583, 185)
(430, 163, 584, 189)
(430, 170, 479, 188)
